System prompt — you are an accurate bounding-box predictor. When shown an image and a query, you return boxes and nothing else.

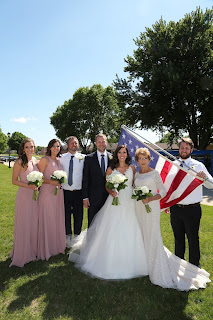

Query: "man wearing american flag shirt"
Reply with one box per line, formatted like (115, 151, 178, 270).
(170, 138, 213, 267)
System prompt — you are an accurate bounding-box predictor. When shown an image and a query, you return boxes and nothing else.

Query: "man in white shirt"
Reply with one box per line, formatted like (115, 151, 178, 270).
(170, 137, 213, 267)
(60, 136, 85, 247)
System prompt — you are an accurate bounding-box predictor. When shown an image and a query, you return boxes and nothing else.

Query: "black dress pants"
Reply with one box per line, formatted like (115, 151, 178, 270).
(64, 189, 83, 236)
(170, 204, 202, 266)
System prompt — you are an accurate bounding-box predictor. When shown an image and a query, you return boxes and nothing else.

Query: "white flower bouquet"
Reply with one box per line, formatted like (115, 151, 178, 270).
(106, 171, 128, 205)
(132, 186, 153, 213)
(51, 170, 67, 195)
(26, 171, 44, 200)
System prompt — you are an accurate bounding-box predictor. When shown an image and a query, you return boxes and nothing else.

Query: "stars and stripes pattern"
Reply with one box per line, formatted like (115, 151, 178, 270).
(118, 127, 203, 209)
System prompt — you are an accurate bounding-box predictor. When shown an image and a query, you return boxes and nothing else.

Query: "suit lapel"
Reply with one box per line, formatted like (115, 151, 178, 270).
(94, 151, 103, 175)
(106, 151, 112, 168)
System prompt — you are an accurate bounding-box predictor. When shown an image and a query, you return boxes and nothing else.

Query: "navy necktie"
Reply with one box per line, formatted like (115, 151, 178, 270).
(101, 154, 105, 176)
(68, 156, 74, 186)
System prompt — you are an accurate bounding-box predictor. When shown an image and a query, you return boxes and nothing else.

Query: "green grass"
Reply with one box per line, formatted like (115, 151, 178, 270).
(0, 164, 212, 320)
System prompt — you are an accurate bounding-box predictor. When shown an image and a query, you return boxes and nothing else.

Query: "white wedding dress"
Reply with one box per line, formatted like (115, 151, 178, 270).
(134, 170, 211, 291)
(68, 166, 148, 280)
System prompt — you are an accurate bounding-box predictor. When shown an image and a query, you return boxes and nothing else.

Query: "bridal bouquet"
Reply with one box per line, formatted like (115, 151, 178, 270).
(106, 171, 128, 205)
(132, 186, 153, 213)
(51, 170, 67, 195)
(26, 171, 44, 200)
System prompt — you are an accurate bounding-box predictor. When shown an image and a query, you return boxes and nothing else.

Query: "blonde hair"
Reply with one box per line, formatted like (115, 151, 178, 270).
(135, 147, 151, 161)
(67, 136, 79, 144)
(95, 133, 107, 142)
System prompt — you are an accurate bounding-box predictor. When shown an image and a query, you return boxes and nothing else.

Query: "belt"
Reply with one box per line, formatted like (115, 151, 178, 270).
(176, 202, 200, 208)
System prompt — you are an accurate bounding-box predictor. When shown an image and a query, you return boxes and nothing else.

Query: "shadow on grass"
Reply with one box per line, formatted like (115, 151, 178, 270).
(0, 256, 50, 292)
(5, 254, 191, 320)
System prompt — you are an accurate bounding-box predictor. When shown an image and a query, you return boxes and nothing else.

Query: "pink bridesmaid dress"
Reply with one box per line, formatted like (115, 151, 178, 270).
(38, 157, 66, 260)
(10, 160, 39, 267)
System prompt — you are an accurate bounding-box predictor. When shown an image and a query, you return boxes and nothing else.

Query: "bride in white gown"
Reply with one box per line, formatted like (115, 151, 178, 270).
(68, 145, 148, 280)
(134, 147, 211, 291)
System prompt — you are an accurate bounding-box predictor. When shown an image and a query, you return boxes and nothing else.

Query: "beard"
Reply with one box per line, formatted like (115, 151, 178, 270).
(179, 152, 191, 159)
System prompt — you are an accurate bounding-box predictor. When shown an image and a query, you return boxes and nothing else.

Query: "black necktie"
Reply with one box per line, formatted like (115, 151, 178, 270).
(68, 156, 74, 186)
(101, 154, 105, 176)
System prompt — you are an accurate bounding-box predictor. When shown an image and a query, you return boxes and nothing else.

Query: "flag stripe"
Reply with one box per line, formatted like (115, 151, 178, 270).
(161, 178, 203, 208)
(160, 160, 173, 183)
(160, 170, 188, 203)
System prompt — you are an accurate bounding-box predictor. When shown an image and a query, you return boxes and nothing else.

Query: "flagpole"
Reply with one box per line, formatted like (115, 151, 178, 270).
(122, 125, 181, 161)
(122, 125, 213, 185)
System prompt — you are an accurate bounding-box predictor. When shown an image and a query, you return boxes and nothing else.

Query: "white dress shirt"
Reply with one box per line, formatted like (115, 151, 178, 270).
(97, 150, 108, 173)
(60, 152, 85, 191)
(174, 157, 213, 205)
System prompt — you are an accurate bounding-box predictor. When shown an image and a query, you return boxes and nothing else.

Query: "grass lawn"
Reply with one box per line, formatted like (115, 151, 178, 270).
(0, 164, 212, 320)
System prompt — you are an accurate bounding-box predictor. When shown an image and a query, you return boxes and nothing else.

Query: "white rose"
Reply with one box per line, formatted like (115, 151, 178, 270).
(52, 170, 67, 180)
(27, 171, 43, 182)
(141, 186, 149, 194)
(112, 173, 125, 184)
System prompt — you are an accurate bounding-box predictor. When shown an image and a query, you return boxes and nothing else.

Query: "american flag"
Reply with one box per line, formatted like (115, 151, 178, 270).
(118, 127, 203, 209)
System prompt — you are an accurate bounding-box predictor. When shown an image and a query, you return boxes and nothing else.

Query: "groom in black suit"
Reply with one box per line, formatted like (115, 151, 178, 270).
(83, 133, 112, 227)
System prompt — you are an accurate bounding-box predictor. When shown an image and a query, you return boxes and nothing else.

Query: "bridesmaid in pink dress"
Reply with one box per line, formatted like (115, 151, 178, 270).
(37, 139, 66, 260)
(10, 138, 39, 267)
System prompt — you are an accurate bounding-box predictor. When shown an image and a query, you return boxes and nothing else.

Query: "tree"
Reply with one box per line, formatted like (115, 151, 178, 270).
(156, 132, 183, 147)
(36, 146, 43, 154)
(114, 7, 213, 149)
(0, 129, 7, 153)
(50, 84, 127, 152)
(8, 132, 27, 153)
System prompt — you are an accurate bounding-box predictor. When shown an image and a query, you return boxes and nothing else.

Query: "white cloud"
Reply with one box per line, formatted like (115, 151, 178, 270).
(10, 117, 37, 124)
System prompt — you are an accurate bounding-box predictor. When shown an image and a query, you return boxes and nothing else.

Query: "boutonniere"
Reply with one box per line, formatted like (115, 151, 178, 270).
(189, 165, 195, 170)
(109, 155, 113, 160)
(77, 155, 83, 162)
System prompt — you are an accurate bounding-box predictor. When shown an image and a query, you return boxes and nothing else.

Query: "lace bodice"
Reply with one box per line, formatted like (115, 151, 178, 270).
(134, 170, 166, 198)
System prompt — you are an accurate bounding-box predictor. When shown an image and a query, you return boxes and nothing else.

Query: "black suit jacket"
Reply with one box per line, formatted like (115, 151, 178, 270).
(82, 151, 111, 207)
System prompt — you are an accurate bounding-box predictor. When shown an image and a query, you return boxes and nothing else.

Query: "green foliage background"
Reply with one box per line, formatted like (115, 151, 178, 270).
(114, 7, 213, 149)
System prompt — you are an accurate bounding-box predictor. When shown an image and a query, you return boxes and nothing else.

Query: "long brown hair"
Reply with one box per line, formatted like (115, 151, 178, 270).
(46, 139, 62, 157)
(18, 138, 35, 168)
(110, 145, 131, 170)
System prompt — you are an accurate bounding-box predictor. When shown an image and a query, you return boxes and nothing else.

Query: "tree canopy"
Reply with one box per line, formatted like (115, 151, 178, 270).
(8, 132, 27, 153)
(50, 84, 127, 152)
(114, 7, 213, 149)
(0, 129, 8, 153)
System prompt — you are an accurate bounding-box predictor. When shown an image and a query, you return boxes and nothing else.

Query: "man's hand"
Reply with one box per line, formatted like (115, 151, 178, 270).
(196, 171, 207, 179)
(164, 208, 170, 214)
(83, 199, 90, 208)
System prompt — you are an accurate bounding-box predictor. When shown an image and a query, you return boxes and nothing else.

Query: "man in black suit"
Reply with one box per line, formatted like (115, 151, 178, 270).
(83, 133, 112, 227)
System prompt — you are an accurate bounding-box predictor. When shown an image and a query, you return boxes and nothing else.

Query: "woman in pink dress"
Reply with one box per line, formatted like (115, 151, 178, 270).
(37, 139, 66, 260)
(10, 138, 39, 267)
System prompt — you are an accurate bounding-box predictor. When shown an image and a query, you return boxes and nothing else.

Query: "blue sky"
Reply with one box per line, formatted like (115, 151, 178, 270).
(1, 0, 212, 147)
